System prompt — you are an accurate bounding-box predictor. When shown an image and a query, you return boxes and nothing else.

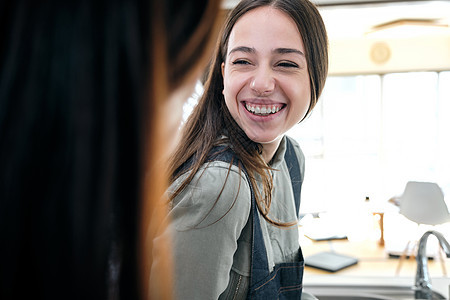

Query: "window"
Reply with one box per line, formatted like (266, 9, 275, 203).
(288, 71, 450, 213)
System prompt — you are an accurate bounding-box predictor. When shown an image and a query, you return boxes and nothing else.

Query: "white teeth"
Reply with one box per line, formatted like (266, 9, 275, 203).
(245, 103, 282, 115)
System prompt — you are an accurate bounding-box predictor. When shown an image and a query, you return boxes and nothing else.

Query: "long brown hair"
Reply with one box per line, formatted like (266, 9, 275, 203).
(169, 0, 328, 226)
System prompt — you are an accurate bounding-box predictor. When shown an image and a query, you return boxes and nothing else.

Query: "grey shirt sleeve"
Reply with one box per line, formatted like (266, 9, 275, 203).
(157, 161, 252, 300)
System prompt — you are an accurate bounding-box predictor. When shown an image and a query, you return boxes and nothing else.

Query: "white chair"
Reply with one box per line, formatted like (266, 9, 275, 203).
(400, 181, 450, 226)
(396, 181, 450, 275)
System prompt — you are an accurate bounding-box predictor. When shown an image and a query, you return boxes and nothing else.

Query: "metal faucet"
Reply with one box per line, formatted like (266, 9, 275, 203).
(415, 230, 450, 299)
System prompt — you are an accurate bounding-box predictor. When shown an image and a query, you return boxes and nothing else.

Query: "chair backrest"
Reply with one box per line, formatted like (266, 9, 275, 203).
(399, 181, 450, 226)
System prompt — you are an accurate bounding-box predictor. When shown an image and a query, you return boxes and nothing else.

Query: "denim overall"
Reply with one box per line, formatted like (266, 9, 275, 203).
(211, 138, 304, 299)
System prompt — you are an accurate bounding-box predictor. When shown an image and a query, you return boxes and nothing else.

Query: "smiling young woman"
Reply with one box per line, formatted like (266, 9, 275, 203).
(152, 0, 328, 299)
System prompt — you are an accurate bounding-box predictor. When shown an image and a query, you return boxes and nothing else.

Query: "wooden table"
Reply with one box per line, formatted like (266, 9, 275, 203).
(300, 234, 450, 277)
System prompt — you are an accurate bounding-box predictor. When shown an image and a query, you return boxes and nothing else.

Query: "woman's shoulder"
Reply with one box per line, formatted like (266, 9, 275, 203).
(285, 135, 305, 161)
(169, 160, 252, 229)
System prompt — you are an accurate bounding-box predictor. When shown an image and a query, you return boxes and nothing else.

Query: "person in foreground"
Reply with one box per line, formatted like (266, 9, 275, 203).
(153, 0, 329, 298)
(0, 0, 221, 299)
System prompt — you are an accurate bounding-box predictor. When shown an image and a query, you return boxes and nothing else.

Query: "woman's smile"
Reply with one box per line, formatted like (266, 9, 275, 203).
(243, 101, 285, 116)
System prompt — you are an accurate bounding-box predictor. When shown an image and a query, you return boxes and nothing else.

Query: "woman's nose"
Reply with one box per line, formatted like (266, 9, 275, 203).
(250, 66, 275, 96)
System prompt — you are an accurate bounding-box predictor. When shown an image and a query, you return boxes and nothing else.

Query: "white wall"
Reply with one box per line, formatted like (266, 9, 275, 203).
(329, 36, 450, 75)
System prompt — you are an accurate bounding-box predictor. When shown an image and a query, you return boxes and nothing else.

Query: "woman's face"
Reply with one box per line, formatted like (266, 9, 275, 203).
(222, 6, 311, 149)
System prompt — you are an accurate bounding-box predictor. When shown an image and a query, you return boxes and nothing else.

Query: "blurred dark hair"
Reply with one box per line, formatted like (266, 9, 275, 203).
(0, 0, 220, 299)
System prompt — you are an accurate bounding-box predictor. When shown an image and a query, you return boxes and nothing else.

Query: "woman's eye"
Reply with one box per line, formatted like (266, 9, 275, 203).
(232, 59, 251, 65)
(277, 61, 299, 68)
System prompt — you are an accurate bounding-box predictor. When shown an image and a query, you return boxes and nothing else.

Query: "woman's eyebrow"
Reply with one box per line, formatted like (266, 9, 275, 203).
(274, 48, 305, 57)
(228, 46, 305, 57)
(228, 46, 255, 55)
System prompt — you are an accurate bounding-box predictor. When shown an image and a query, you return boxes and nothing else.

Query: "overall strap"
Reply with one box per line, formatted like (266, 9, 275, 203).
(248, 138, 305, 297)
(284, 137, 302, 218)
